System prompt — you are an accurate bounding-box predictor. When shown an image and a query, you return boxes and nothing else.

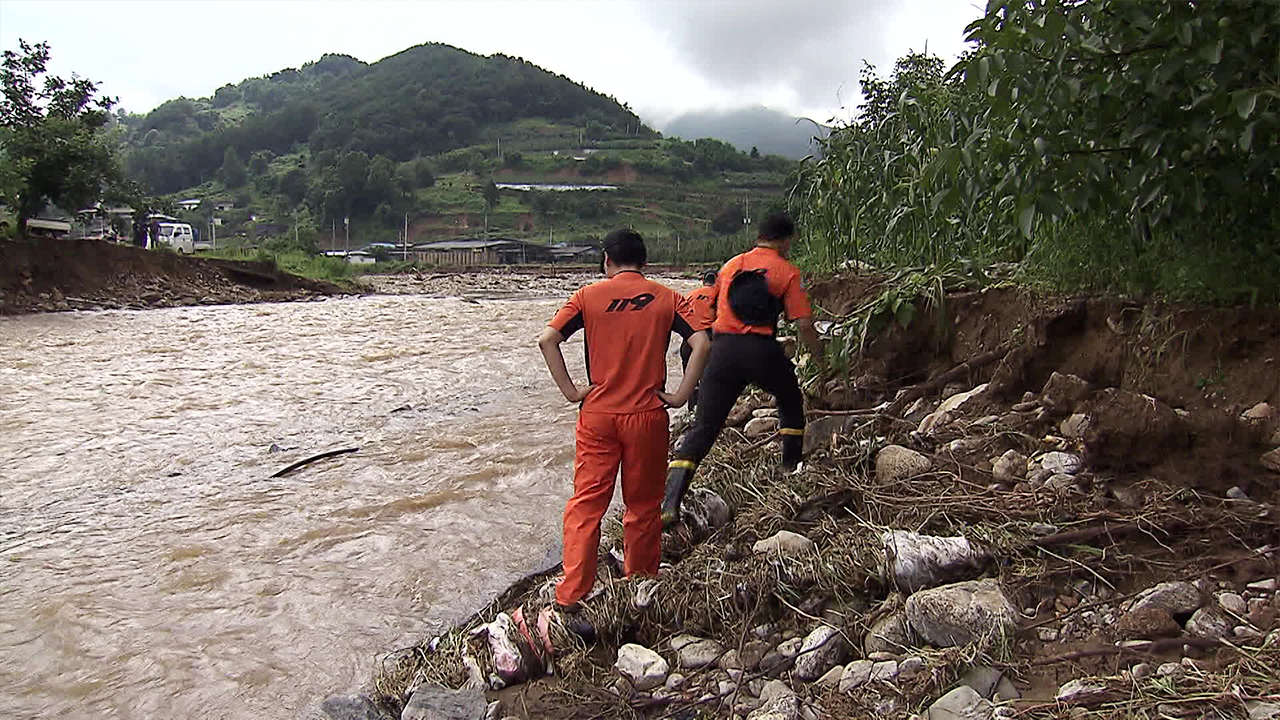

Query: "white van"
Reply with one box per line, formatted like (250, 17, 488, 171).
(154, 222, 195, 253)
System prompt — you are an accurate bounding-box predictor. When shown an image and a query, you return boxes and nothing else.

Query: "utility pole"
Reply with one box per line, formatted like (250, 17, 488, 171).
(403, 213, 409, 261)
(344, 216, 349, 254)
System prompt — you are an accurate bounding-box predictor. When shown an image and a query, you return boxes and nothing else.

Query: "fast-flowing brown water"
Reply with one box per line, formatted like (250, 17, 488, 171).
(0, 287, 692, 719)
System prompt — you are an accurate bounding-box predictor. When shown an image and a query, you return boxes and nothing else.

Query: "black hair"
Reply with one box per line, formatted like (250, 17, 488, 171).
(603, 228, 647, 267)
(702, 270, 717, 285)
(758, 212, 796, 242)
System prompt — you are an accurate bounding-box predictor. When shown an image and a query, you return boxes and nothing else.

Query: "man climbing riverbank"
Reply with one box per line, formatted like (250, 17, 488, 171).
(679, 270, 718, 411)
(662, 212, 825, 526)
(537, 228, 711, 610)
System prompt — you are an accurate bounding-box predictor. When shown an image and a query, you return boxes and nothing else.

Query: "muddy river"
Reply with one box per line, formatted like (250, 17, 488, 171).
(0, 282, 692, 719)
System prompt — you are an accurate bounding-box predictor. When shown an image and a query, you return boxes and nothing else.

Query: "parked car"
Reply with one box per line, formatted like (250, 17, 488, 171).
(153, 222, 195, 253)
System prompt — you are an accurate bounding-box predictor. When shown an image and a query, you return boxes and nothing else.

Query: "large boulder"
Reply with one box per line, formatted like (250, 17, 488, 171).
(879, 530, 991, 593)
(745, 416, 780, 438)
(906, 579, 1019, 649)
(876, 445, 932, 484)
(401, 685, 488, 720)
(919, 384, 990, 435)
(792, 625, 850, 681)
(614, 644, 669, 691)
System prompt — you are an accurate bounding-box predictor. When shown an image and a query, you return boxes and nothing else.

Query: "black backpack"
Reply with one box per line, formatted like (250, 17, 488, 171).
(727, 268, 784, 329)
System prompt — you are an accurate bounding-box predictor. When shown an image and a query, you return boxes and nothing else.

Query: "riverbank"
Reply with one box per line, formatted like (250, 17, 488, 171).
(0, 237, 351, 314)
(327, 277, 1280, 720)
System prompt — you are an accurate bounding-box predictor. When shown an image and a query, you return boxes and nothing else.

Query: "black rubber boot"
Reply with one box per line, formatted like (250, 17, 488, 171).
(661, 463, 697, 527)
(781, 432, 804, 471)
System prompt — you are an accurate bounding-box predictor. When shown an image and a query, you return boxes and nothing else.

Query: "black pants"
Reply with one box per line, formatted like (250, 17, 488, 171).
(678, 331, 712, 410)
(674, 332, 804, 466)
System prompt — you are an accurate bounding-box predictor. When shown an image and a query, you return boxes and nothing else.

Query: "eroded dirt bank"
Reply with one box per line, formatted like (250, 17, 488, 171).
(337, 275, 1280, 720)
(0, 238, 347, 314)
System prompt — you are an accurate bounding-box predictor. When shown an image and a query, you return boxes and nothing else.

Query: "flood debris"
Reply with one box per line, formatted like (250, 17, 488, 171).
(351, 282, 1280, 720)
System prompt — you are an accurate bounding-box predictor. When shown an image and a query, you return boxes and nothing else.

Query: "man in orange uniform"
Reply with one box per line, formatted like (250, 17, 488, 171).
(538, 229, 711, 610)
(662, 212, 825, 525)
(679, 270, 717, 410)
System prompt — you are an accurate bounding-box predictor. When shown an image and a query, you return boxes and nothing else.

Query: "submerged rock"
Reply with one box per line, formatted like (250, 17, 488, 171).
(876, 445, 932, 483)
(905, 579, 1019, 649)
(615, 644, 669, 691)
(401, 685, 488, 720)
(880, 530, 991, 593)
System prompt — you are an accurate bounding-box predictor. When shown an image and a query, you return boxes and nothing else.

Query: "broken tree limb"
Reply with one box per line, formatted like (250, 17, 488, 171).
(881, 346, 1011, 419)
(270, 447, 360, 478)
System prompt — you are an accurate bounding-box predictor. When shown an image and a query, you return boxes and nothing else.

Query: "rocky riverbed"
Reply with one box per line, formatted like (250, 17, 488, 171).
(311, 281, 1280, 720)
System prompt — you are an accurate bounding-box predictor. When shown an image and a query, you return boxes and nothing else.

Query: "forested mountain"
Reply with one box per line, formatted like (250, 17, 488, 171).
(120, 43, 653, 194)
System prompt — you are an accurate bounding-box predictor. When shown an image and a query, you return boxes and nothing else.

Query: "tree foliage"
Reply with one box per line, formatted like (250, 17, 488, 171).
(794, 1, 1280, 304)
(1, 40, 132, 230)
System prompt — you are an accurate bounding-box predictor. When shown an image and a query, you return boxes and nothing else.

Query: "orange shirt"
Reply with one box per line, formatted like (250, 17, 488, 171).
(685, 285, 717, 331)
(549, 271, 698, 414)
(712, 246, 812, 336)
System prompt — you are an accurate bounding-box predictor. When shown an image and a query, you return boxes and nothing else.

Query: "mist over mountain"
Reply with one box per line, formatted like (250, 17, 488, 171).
(660, 106, 828, 159)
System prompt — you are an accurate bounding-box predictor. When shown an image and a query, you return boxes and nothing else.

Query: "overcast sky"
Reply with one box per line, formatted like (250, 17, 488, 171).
(0, 0, 980, 127)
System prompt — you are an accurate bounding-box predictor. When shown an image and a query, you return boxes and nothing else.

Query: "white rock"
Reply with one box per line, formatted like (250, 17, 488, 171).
(1156, 662, 1183, 679)
(1056, 679, 1108, 704)
(752, 407, 780, 418)
(1246, 700, 1280, 719)
(614, 644, 669, 691)
(1235, 625, 1265, 643)
(1028, 522, 1059, 536)
(753, 530, 816, 557)
(676, 638, 726, 669)
(664, 673, 686, 690)
(919, 385, 990, 435)
(1185, 607, 1233, 640)
(792, 625, 850, 681)
(898, 656, 924, 678)
(1227, 486, 1253, 502)
(1242, 402, 1275, 422)
(814, 664, 844, 688)
(839, 660, 874, 693)
(1040, 451, 1083, 475)
(1131, 581, 1202, 616)
(1247, 578, 1278, 592)
(1060, 413, 1091, 439)
(1037, 627, 1059, 642)
(864, 610, 913, 655)
(991, 450, 1028, 480)
(927, 685, 995, 720)
(958, 666, 1003, 698)
(876, 445, 933, 483)
(869, 660, 899, 682)
(906, 579, 1020, 649)
(880, 530, 991, 593)
(947, 437, 987, 455)
(744, 416, 780, 438)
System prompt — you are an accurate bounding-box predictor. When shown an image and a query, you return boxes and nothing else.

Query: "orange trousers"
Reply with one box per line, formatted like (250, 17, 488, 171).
(556, 409, 668, 607)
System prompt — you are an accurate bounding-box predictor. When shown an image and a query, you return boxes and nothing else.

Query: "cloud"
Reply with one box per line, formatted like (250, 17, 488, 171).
(631, 0, 978, 121)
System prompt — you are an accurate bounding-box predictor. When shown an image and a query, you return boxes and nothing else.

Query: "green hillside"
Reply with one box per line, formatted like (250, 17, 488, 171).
(117, 43, 798, 259)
